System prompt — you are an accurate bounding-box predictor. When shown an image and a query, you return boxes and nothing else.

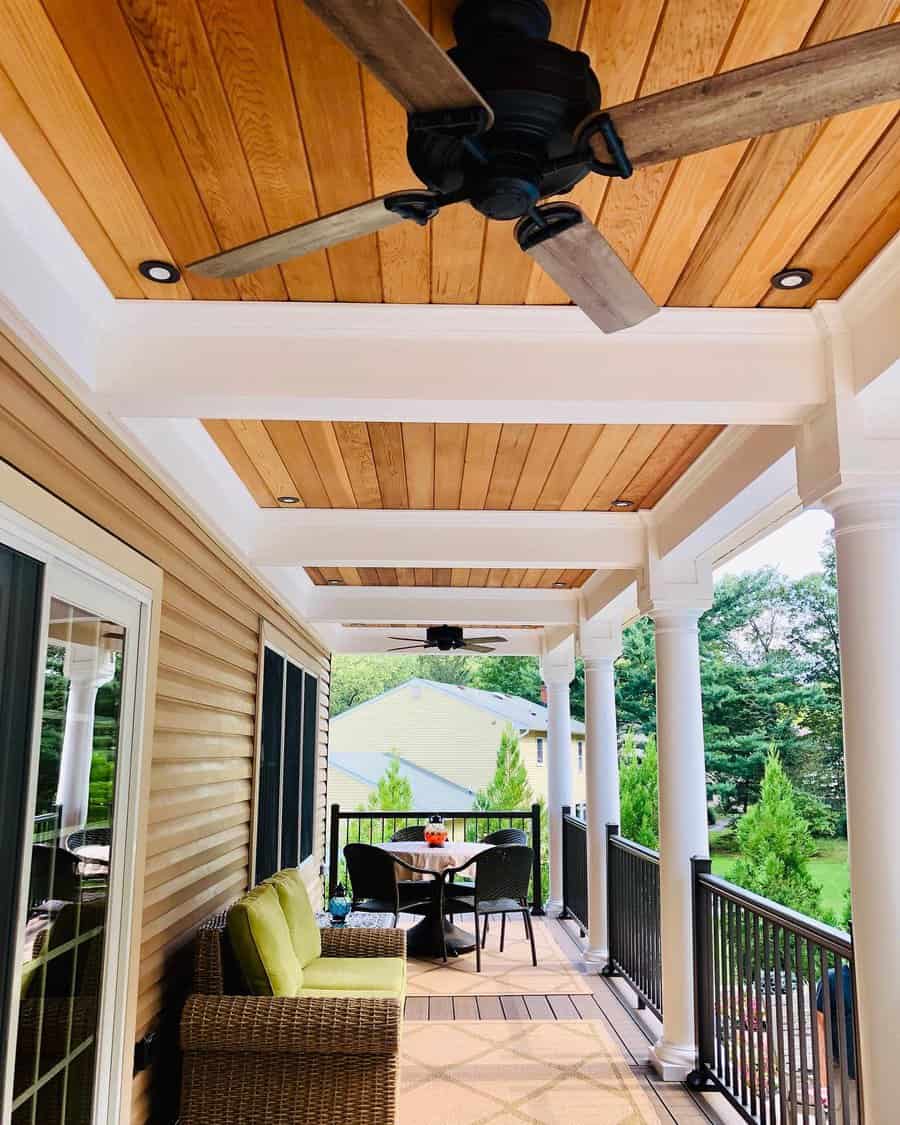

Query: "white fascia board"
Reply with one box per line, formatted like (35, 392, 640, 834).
(94, 300, 825, 426)
(249, 508, 645, 568)
(0, 136, 111, 393)
(840, 232, 900, 396)
(580, 570, 639, 625)
(305, 584, 578, 627)
(329, 625, 543, 656)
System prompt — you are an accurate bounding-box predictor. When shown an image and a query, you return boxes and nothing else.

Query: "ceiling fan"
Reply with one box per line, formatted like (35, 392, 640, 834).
(188, 0, 900, 334)
(388, 625, 509, 653)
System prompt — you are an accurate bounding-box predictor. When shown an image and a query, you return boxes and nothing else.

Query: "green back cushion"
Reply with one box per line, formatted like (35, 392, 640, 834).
(267, 868, 322, 968)
(226, 883, 302, 996)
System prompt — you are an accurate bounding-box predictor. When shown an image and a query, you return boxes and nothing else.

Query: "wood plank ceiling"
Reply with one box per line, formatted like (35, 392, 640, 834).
(0, 0, 897, 310)
(205, 419, 721, 588)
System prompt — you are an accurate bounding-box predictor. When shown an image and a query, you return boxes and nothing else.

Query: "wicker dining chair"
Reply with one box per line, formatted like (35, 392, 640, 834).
(343, 843, 437, 927)
(389, 825, 426, 842)
(440, 844, 537, 971)
(480, 827, 528, 846)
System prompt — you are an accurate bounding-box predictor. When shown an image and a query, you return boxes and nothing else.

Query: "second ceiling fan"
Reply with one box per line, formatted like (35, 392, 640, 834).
(189, 0, 900, 334)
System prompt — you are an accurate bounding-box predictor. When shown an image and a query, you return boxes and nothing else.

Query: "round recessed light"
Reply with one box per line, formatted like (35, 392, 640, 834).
(138, 259, 181, 285)
(770, 267, 813, 291)
(552, 580, 568, 589)
(276, 495, 301, 505)
(326, 578, 345, 586)
(611, 498, 634, 509)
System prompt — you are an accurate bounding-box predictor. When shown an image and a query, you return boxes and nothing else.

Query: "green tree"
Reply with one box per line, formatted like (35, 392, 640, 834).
(729, 749, 824, 918)
(469, 655, 586, 722)
(364, 751, 413, 812)
(619, 732, 659, 849)
(474, 725, 534, 811)
(330, 653, 473, 716)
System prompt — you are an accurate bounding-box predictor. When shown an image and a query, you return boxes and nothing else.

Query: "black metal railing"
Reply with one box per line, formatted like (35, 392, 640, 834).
(327, 803, 544, 914)
(561, 806, 587, 935)
(691, 860, 863, 1124)
(605, 823, 662, 1018)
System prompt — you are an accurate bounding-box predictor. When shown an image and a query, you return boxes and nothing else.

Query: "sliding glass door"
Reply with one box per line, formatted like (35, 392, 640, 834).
(1, 529, 149, 1125)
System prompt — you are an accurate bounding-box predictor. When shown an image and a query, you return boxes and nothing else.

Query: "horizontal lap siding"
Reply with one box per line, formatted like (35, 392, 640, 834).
(0, 334, 331, 1125)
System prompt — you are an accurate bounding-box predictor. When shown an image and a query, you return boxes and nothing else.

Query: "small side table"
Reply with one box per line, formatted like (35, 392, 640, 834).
(315, 911, 395, 929)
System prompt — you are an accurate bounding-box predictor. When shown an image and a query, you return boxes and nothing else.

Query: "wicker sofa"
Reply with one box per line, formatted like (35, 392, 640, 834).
(179, 907, 406, 1125)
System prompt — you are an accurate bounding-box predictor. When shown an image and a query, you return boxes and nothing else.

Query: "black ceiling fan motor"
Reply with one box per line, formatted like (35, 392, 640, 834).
(406, 0, 601, 220)
(426, 625, 466, 651)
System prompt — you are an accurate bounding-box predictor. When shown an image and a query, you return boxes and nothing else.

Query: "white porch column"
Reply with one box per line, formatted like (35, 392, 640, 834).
(822, 485, 900, 1116)
(580, 620, 623, 964)
(638, 525, 712, 1081)
(56, 643, 116, 831)
(541, 634, 576, 916)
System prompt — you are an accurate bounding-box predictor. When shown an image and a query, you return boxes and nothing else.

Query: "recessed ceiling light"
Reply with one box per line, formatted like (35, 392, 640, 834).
(611, 498, 634, 509)
(326, 578, 345, 586)
(277, 495, 301, 505)
(552, 580, 568, 588)
(770, 267, 813, 291)
(138, 259, 181, 284)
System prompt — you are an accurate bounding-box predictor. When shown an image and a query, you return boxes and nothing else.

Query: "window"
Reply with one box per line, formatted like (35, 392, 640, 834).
(254, 641, 319, 883)
(536, 737, 544, 765)
(577, 740, 584, 771)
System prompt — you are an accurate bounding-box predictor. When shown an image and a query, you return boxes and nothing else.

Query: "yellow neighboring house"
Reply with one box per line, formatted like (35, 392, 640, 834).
(328, 677, 587, 812)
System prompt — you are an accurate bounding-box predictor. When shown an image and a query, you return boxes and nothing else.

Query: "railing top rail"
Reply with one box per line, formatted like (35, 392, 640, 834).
(334, 807, 537, 819)
(697, 871, 853, 955)
(609, 833, 660, 866)
(562, 813, 586, 828)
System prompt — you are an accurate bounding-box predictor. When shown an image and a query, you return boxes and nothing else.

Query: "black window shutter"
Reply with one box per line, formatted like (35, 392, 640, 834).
(255, 647, 284, 882)
(300, 673, 319, 861)
(280, 662, 303, 868)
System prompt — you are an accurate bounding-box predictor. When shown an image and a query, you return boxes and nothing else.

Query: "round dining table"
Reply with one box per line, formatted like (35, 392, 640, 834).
(378, 840, 490, 957)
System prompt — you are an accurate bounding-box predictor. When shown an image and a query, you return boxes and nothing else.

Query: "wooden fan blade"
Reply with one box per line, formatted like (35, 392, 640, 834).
(303, 0, 492, 121)
(465, 636, 508, 644)
(517, 205, 659, 334)
(579, 24, 900, 170)
(464, 644, 495, 653)
(388, 636, 422, 642)
(388, 644, 427, 651)
(188, 195, 412, 279)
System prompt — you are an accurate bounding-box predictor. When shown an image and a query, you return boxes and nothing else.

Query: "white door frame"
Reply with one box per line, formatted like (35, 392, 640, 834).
(0, 497, 154, 1125)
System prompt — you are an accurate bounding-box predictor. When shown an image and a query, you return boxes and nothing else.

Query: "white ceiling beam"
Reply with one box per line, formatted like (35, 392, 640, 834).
(96, 301, 826, 426)
(305, 584, 578, 627)
(248, 508, 644, 568)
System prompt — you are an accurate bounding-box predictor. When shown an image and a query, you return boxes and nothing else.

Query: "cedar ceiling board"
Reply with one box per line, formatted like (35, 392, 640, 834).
(333, 421, 382, 508)
(300, 422, 358, 507)
(587, 423, 671, 510)
(509, 424, 570, 510)
(484, 424, 537, 510)
(276, 0, 382, 301)
(535, 424, 605, 509)
(459, 424, 503, 509)
(363, 0, 430, 303)
(195, 0, 335, 301)
(762, 112, 900, 307)
(368, 422, 409, 508)
(434, 423, 468, 509)
(633, 0, 825, 304)
(415, 568, 433, 586)
(561, 424, 638, 511)
(264, 421, 331, 507)
(402, 422, 436, 509)
(227, 419, 298, 503)
(451, 569, 469, 587)
(203, 420, 276, 507)
(670, 0, 899, 307)
(41, 0, 232, 301)
(0, 0, 187, 299)
(0, 63, 142, 299)
(119, 0, 286, 302)
(396, 567, 416, 586)
(597, 0, 747, 270)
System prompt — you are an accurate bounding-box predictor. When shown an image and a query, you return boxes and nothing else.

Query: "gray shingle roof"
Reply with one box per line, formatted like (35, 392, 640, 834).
(329, 750, 476, 812)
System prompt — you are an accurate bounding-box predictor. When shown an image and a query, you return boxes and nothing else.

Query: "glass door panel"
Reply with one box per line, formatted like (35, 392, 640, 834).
(9, 579, 135, 1125)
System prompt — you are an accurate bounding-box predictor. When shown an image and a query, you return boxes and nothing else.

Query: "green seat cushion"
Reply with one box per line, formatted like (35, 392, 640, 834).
(227, 883, 303, 997)
(267, 868, 322, 968)
(301, 956, 406, 1000)
(297, 988, 404, 999)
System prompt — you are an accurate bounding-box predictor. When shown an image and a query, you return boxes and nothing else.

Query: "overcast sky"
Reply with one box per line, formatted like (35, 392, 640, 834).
(715, 509, 834, 580)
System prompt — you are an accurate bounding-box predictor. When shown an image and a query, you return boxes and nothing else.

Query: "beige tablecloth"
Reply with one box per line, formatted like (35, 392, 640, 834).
(378, 840, 490, 882)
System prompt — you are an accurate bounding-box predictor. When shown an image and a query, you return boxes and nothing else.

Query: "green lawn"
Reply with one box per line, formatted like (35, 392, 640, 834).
(711, 837, 850, 922)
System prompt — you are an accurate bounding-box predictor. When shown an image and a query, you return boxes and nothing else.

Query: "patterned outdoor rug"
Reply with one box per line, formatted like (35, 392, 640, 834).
(405, 917, 592, 996)
(399, 1020, 663, 1124)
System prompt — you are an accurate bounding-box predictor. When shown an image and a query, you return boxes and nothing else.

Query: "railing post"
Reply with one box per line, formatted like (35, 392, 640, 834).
(601, 823, 619, 977)
(688, 856, 715, 1089)
(530, 802, 544, 916)
(560, 806, 571, 920)
(327, 803, 340, 897)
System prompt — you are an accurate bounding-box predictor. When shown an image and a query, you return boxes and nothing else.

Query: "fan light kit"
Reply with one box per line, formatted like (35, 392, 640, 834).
(770, 268, 813, 291)
(182, 0, 899, 335)
(388, 625, 509, 654)
(138, 259, 181, 284)
(277, 495, 301, 504)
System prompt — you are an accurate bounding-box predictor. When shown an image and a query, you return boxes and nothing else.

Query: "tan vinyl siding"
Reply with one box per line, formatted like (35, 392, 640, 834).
(0, 332, 330, 1125)
(329, 682, 586, 807)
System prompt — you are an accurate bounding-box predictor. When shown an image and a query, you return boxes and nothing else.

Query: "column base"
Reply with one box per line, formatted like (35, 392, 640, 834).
(649, 1040, 696, 1082)
(583, 945, 609, 964)
(544, 898, 565, 917)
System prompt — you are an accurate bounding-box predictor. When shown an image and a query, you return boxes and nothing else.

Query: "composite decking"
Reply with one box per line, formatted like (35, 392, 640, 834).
(404, 915, 742, 1125)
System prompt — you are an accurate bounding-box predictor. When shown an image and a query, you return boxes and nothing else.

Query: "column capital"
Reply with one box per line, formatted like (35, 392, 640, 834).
(820, 483, 900, 535)
(578, 615, 623, 666)
(541, 630, 576, 686)
(636, 517, 712, 618)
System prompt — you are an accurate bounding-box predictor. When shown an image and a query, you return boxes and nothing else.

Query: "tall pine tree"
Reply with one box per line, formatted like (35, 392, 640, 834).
(474, 725, 534, 810)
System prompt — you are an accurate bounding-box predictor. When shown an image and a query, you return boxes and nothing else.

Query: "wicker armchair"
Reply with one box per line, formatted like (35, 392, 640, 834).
(180, 911, 406, 1125)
